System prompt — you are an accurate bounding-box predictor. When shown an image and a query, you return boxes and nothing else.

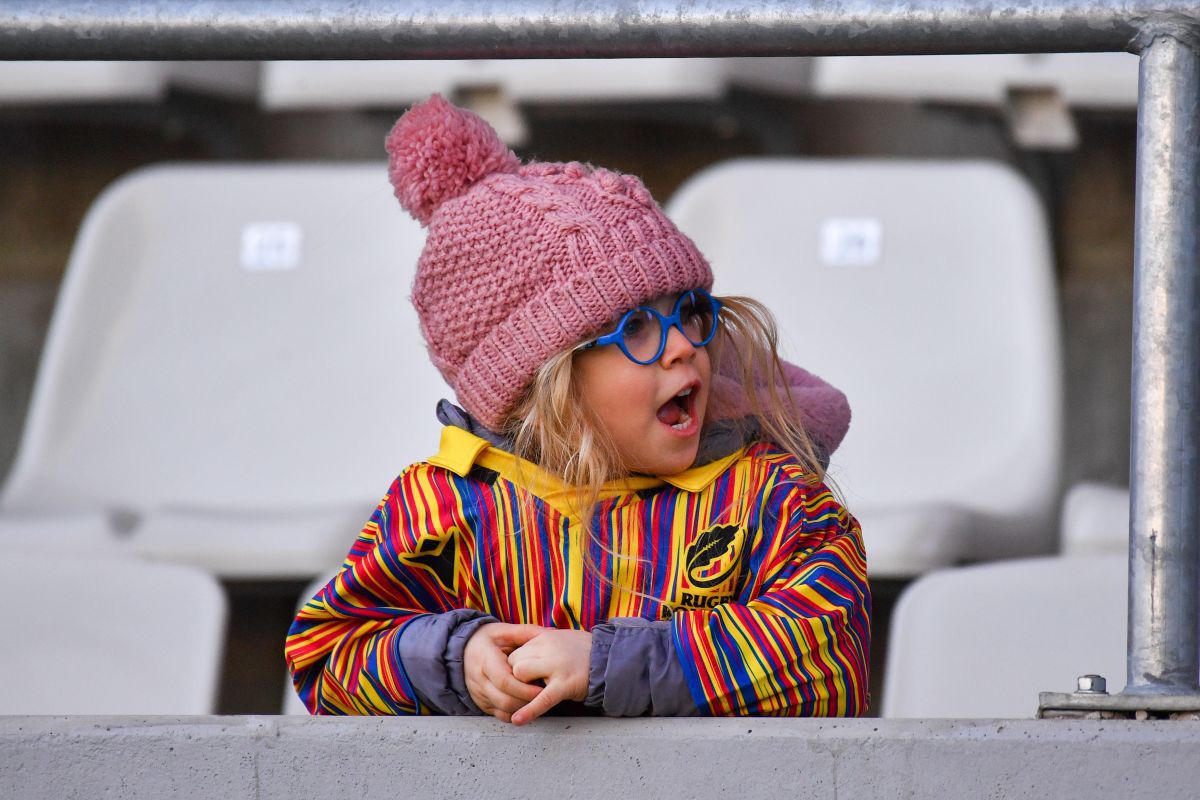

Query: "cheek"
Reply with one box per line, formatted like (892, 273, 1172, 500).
(695, 349, 713, 415)
(575, 352, 654, 429)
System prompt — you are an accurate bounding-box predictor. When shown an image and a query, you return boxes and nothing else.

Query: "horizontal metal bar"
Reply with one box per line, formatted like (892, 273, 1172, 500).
(1, 1, 1198, 60)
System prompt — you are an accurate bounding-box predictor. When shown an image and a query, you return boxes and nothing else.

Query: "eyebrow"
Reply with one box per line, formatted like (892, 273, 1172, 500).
(645, 291, 687, 314)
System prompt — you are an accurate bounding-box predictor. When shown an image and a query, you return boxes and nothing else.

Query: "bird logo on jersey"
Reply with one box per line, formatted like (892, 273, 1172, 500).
(684, 523, 746, 589)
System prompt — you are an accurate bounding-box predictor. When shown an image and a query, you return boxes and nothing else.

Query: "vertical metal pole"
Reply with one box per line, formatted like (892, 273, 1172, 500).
(1128, 33, 1200, 696)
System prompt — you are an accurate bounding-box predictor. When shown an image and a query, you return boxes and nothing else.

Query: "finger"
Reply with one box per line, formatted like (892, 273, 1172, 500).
(509, 656, 548, 685)
(473, 635, 511, 660)
(511, 684, 563, 726)
(473, 690, 504, 721)
(482, 649, 517, 686)
(465, 678, 491, 714)
(488, 624, 547, 650)
(506, 643, 534, 665)
(473, 656, 514, 698)
(487, 690, 535, 714)
(480, 652, 541, 705)
(491, 709, 513, 723)
(485, 684, 529, 714)
(472, 663, 527, 715)
(506, 639, 550, 666)
(494, 669, 543, 701)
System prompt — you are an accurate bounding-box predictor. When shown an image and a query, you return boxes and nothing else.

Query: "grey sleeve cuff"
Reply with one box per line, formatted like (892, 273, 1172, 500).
(398, 609, 497, 715)
(586, 617, 699, 717)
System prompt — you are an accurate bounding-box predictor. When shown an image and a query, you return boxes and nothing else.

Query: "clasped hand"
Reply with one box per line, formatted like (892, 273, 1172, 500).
(463, 623, 592, 725)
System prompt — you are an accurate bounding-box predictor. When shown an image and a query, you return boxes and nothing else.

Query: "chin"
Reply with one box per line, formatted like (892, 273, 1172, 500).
(660, 460, 695, 476)
(647, 444, 701, 476)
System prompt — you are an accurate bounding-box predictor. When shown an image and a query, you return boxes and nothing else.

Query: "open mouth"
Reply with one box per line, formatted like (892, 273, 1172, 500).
(656, 384, 698, 431)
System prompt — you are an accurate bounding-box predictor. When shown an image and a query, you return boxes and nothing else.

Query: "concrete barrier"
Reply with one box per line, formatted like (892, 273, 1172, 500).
(3, 716, 1198, 799)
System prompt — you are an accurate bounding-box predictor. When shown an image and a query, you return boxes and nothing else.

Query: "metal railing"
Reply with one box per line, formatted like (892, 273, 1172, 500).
(0, 2, 1198, 59)
(3, 0, 1199, 714)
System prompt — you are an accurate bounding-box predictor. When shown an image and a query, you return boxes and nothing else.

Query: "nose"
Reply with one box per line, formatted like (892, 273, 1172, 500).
(659, 323, 697, 366)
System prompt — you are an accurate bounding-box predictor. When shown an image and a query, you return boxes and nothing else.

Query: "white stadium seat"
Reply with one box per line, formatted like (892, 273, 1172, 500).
(812, 52, 1138, 108)
(260, 59, 730, 109)
(257, 59, 813, 147)
(0, 62, 259, 104)
(0, 163, 448, 578)
(0, 510, 122, 555)
(668, 159, 1063, 577)
(0, 62, 168, 103)
(0, 553, 227, 714)
(882, 556, 1126, 718)
(1060, 481, 1130, 556)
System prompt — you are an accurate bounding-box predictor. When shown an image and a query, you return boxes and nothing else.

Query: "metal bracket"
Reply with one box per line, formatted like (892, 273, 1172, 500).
(1039, 677, 1200, 720)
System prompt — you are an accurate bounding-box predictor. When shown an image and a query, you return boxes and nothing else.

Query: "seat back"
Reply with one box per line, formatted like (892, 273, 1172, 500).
(1061, 481, 1130, 555)
(883, 556, 1127, 718)
(0, 62, 167, 103)
(258, 59, 756, 110)
(0, 62, 258, 104)
(2, 163, 448, 516)
(667, 159, 1063, 569)
(0, 553, 227, 714)
(812, 52, 1138, 108)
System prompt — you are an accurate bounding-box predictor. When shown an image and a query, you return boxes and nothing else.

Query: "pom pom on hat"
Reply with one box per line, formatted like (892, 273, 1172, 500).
(386, 94, 521, 225)
(394, 94, 713, 429)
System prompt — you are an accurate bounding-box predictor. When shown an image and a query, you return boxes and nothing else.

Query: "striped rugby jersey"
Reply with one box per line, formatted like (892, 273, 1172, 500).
(285, 425, 870, 716)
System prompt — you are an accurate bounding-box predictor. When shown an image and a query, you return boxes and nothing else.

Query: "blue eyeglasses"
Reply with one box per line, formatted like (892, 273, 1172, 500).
(576, 289, 723, 365)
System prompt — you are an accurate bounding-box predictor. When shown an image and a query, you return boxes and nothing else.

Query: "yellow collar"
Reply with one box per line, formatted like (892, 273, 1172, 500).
(426, 426, 742, 513)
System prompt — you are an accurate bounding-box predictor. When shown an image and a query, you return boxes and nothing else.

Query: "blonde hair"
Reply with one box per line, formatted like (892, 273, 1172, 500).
(503, 294, 824, 517)
(705, 295, 824, 479)
(501, 294, 824, 599)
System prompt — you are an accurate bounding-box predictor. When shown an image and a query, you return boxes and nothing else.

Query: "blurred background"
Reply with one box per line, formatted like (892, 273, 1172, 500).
(0, 55, 1138, 717)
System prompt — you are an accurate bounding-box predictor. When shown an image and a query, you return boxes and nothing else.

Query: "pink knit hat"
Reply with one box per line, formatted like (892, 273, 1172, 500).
(387, 94, 713, 430)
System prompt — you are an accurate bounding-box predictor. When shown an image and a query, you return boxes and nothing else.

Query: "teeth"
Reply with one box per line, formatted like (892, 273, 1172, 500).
(671, 410, 693, 430)
(676, 387, 692, 398)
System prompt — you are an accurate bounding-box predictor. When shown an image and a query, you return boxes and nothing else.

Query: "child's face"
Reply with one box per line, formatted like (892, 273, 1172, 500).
(575, 293, 712, 476)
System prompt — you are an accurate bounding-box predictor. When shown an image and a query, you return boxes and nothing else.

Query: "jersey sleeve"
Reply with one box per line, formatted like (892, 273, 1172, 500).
(671, 475, 871, 716)
(283, 463, 477, 715)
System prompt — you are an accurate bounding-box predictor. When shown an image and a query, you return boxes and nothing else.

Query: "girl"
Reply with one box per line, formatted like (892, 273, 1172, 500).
(285, 95, 869, 722)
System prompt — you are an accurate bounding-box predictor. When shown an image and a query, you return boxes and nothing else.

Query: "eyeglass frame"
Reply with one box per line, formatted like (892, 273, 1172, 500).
(575, 288, 724, 365)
